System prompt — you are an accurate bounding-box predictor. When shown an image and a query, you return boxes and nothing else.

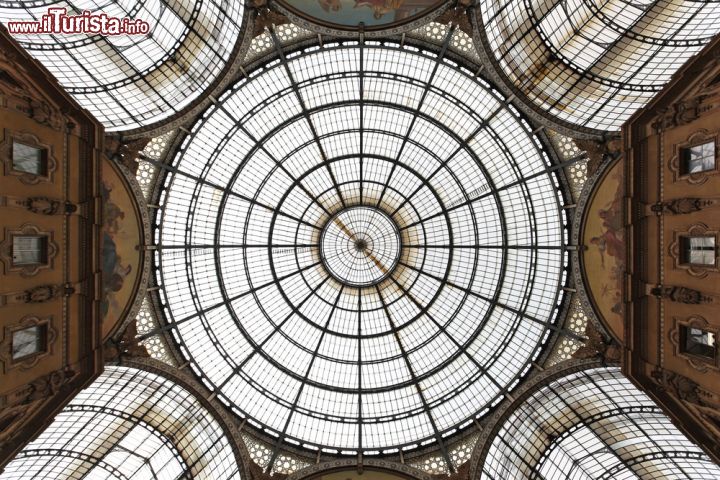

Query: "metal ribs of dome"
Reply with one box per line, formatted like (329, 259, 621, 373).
(0, 0, 245, 131)
(153, 32, 574, 457)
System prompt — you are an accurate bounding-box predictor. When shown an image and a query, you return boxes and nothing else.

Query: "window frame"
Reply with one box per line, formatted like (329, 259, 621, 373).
(11, 234, 49, 267)
(679, 141, 716, 176)
(1, 131, 57, 184)
(680, 325, 717, 361)
(10, 324, 48, 362)
(679, 235, 717, 267)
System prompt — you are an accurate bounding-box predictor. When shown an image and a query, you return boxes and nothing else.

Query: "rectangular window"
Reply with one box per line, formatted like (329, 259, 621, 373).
(680, 141, 715, 174)
(11, 140, 47, 175)
(681, 326, 717, 359)
(681, 236, 716, 266)
(11, 325, 46, 361)
(12, 235, 48, 266)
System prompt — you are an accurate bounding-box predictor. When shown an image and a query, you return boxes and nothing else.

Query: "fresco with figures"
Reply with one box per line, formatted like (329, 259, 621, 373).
(582, 159, 625, 341)
(280, 0, 443, 29)
(101, 158, 141, 339)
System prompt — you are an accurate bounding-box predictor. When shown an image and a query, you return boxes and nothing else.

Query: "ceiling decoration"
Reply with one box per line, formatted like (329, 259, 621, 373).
(154, 34, 571, 456)
(0, 366, 242, 479)
(272, 0, 447, 34)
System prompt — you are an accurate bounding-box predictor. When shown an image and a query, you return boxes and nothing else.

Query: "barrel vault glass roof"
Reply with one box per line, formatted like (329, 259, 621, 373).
(0, 367, 241, 480)
(482, 367, 720, 480)
(0, 1, 244, 131)
(477, 0, 720, 130)
(154, 36, 571, 455)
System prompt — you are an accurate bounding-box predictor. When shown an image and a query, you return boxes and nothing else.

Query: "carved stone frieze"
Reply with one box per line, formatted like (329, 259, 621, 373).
(652, 97, 703, 131)
(650, 197, 720, 215)
(650, 285, 716, 304)
(104, 135, 150, 175)
(572, 320, 622, 363)
(574, 136, 622, 176)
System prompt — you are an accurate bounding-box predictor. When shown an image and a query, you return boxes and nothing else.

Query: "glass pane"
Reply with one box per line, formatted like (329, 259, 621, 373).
(11, 141, 44, 175)
(12, 236, 45, 265)
(12, 326, 42, 359)
(687, 236, 715, 265)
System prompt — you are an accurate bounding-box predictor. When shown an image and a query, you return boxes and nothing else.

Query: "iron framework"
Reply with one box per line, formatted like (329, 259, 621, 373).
(480, 366, 720, 479)
(0, 366, 242, 479)
(151, 34, 578, 461)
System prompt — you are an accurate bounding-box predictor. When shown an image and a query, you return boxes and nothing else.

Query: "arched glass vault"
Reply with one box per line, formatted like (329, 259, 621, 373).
(0, 1, 245, 131)
(0, 366, 242, 480)
(475, 0, 720, 131)
(479, 366, 720, 479)
(151, 32, 575, 459)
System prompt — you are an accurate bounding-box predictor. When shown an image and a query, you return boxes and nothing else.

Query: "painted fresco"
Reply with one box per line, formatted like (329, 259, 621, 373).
(101, 158, 141, 339)
(582, 159, 625, 341)
(281, 0, 442, 29)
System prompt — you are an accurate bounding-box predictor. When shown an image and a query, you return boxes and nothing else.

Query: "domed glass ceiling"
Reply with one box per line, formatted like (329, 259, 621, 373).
(155, 38, 570, 453)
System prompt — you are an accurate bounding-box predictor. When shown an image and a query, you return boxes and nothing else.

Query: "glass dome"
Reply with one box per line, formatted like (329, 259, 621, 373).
(155, 39, 570, 453)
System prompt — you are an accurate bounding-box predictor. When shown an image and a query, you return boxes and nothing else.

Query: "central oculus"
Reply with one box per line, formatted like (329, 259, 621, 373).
(320, 206, 401, 287)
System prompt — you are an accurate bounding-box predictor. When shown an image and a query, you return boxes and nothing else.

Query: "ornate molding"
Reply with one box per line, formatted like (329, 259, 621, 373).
(0, 130, 57, 185)
(0, 223, 58, 277)
(669, 315, 720, 372)
(650, 285, 717, 304)
(650, 197, 720, 216)
(287, 458, 432, 480)
(652, 97, 703, 131)
(0, 315, 56, 373)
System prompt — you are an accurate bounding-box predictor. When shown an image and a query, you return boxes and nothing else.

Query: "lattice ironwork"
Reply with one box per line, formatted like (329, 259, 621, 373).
(0, 1, 245, 130)
(153, 36, 574, 458)
(0, 366, 241, 479)
(481, 367, 720, 479)
(477, 0, 720, 130)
